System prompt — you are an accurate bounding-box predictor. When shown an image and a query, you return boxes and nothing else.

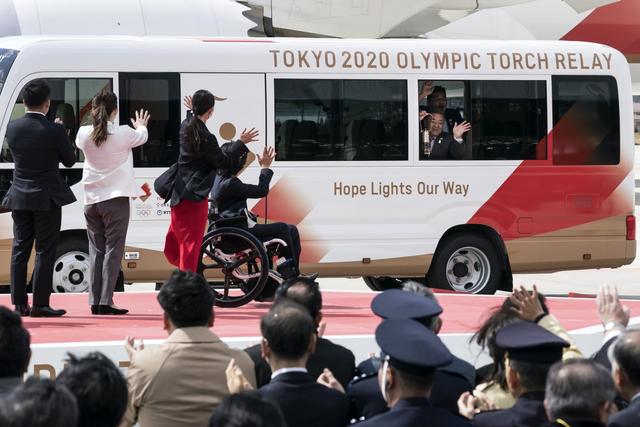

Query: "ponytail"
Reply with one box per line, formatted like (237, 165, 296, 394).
(185, 90, 215, 155)
(90, 89, 118, 147)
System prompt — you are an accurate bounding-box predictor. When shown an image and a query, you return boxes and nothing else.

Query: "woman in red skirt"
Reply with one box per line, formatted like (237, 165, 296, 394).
(164, 90, 258, 272)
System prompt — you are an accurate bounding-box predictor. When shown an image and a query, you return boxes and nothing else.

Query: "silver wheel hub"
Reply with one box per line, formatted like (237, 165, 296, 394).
(445, 246, 490, 293)
(52, 251, 90, 293)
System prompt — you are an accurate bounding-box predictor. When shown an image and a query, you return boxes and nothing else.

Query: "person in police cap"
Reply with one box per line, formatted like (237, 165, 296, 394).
(348, 283, 475, 421)
(355, 318, 472, 427)
(457, 320, 569, 426)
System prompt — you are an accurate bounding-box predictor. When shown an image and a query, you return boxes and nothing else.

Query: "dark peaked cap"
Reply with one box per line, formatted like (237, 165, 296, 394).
(376, 318, 453, 376)
(496, 321, 569, 364)
(371, 289, 442, 320)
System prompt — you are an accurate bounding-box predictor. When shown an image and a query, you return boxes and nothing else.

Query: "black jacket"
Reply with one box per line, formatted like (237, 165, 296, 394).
(349, 355, 475, 419)
(2, 113, 76, 211)
(169, 117, 244, 207)
(420, 131, 470, 160)
(608, 396, 640, 427)
(258, 371, 350, 427)
(245, 336, 356, 389)
(473, 391, 547, 427)
(356, 397, 472, 427)
(211, 168, 273, 216)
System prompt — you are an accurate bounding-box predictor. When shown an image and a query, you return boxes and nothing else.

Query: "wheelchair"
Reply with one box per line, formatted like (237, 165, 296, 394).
(197, 204, 287, 307)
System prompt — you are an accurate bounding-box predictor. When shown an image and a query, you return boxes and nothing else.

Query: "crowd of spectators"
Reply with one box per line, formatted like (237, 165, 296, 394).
(0, 272, 638, 427)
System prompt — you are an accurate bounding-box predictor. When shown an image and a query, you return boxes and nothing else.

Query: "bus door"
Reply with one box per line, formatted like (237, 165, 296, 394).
(181, 72, 267, 214)
(120, 72, 266, 260)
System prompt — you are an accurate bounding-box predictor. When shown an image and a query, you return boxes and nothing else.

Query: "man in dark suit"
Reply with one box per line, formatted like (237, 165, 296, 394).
(419, 110, 471, 160)
(244, 277, 356, 389)
(348, 284, 475, 420)
(608, 330, 640, 427)
(2, 79, 76, 317)
(458, 321, 568, 427)
(356, 318, 471, 427)
(419, 82, 464, 133)
(257, 301, 350, 427)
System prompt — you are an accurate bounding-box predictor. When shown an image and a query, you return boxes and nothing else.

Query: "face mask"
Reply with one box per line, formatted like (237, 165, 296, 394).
(378, 355, 390, 403)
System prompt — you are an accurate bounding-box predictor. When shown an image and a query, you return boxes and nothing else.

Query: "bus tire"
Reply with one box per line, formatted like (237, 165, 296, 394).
(430, 233, 502, 294)
(363, 276, 426, 292)
(53, 235, 90, 293)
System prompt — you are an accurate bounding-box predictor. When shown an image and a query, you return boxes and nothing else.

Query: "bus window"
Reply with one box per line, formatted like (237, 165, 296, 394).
(470, 80, 547, 161)
(2, 77, 112, 163)
(552, 76, 619, 165)
(119, 73, 180, 168)
(274, 79, 408, 161)
(0, 49, 17, 96)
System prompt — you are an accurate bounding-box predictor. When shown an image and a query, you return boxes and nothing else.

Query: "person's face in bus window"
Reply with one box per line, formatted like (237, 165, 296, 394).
(428, 113, 445, 137)
(428, 91, 447, 110)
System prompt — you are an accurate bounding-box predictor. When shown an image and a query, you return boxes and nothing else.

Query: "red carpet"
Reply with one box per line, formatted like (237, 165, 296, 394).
(1, 292, 638, 344)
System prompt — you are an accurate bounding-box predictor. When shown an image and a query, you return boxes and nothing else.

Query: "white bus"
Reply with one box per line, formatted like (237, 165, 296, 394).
(0, 36, 635, 294)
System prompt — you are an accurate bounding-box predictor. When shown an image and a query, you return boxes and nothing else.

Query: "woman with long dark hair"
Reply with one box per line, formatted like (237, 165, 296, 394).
(76, 89, 150, 315)
(164, 90, 258, 272)
(468, 286, 582, 410)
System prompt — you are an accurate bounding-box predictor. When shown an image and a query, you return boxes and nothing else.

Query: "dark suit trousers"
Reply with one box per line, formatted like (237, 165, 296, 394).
(10, 205, 61, 306)
(251, 222, 301, 269)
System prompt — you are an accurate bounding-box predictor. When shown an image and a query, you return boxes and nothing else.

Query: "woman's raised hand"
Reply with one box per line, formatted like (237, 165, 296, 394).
(257, 146, 276, 168)
(240, 127, 259, 144)
(183, 95, 193, 111)
(131, 109, 150, 129)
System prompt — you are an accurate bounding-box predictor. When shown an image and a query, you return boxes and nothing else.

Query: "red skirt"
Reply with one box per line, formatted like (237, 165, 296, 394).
(164, 199, 208, 272)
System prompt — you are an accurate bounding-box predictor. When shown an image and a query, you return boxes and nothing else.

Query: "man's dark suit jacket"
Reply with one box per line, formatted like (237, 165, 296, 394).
(420, 132, 470, 160)
(245, 337, 356, 389)
(348, 355, 474, 419)
(258, 371, 350, 427)
(608, 396, 640, 427)
(472, 391, 547, 427)
(356, 397, 472, 427)
(211, 168, 273, 217)
(2, 113, 76, 210)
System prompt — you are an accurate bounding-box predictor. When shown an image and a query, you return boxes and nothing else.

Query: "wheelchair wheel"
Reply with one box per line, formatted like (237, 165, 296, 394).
(198, 227, 270, 308)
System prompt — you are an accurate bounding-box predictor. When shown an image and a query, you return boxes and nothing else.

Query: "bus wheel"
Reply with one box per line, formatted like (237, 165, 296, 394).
(53, 236, 90, 293)
(363, 277, 426, 291)
(431, 234, 501, 295)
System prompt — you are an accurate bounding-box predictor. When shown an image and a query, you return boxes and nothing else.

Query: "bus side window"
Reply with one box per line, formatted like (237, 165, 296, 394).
(2, 78, 112, 163)
(119, 73, 180, 168)
(552, 76, 620, 165)
(470, 80, 547, 161)
(274, 78, 408, 161)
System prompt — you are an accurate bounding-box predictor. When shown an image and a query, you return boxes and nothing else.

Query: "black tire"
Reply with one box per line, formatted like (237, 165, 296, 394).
(362, 276, 426, 292)
(199, 227, 269, 308)
(52, 235, 90, 293)
(430, 233, 502, 294)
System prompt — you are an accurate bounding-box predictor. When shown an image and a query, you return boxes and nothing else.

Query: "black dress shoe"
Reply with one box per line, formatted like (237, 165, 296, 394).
(14, 304, 30, 316)
(30, 306, 66, 317)
(98, 305, 128, 315)
(91, 305, 99, 315)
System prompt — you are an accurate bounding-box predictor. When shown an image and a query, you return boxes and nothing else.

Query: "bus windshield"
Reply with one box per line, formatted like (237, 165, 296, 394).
(0, 49, 18, 96)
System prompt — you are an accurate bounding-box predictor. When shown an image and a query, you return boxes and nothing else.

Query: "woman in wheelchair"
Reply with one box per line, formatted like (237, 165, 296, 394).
(210, 143, 312, 281)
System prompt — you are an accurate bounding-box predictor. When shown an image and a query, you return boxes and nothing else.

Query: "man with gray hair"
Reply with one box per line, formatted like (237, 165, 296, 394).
(608, 330, 640, 427)
(544, 359, 615, 427)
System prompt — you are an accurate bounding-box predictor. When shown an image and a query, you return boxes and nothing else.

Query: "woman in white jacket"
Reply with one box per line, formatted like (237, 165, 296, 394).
(76, 90, 149, 315)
